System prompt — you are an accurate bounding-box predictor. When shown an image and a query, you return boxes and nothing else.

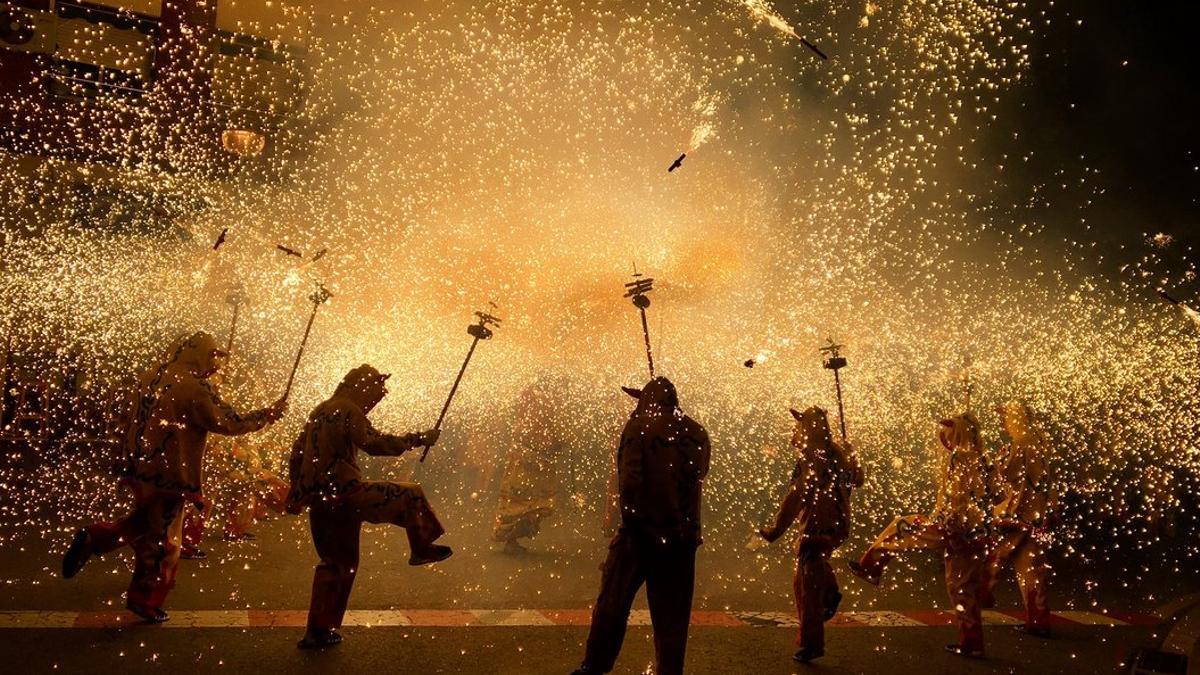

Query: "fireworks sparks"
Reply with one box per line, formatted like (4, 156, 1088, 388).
(736, 0, 828, 59)
(0, 0, 1196, 626)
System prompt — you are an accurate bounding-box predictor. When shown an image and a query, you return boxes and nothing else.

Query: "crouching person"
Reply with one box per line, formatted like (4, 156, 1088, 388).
(572, 377, 711, 675)
(755, 407, 863, 663)
(287, 365, 451, 649)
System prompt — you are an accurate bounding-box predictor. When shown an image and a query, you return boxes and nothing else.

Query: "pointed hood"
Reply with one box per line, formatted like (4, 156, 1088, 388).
(621, 376, 679, 415)
(334, 364, 390, 412)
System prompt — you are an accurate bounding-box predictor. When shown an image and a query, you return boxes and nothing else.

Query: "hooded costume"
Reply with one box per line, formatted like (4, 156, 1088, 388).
(575, 377, 711, 675)
(287, 364, 448, 646)
(854, 413, 994, 656)
(981, 401, 1055, 635)
(759, 407, 863, 660)
(493, 383, 561, 549)
(64, 332, 280, 618)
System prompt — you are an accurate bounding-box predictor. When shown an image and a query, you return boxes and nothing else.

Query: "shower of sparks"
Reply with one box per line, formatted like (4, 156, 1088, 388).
(0, 0, 1196, 621)
(736, 0, 828, 58)
(687, 94, 720, 152)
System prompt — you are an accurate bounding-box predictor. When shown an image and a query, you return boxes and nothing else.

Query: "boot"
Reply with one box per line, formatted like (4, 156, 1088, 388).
(409, 544, 453, 566)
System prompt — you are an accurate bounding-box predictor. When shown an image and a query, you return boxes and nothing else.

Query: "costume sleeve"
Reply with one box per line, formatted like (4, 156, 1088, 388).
(348, 408, 423, 456)
(761, 459, 813, 543)
(841, 443, 865, 487)
(190, 382, 272, 436)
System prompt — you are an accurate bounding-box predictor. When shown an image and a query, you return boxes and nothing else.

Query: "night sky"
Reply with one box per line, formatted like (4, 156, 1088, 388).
(994, 1, 1200, 246)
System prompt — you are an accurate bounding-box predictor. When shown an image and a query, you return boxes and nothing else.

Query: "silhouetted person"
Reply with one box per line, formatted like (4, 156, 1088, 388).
(287, 364, 450, 649)
(493, 381, 561, 554)
(851, 413, 994, 658)
(572, 377, 710, 675)
(754, 406, 863, 663)
(981, 401, 1056, 637)
(62, 332, 286, 622)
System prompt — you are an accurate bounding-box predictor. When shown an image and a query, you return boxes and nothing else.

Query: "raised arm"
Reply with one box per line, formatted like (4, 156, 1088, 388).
(348, 407, 432, 456)
(760, 458, 813, 543)
(190, 382, 283, 436)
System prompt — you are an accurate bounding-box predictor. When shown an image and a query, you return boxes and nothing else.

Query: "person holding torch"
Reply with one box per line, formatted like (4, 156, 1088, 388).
(286, 364, 450, 650)
(62, 332, 287, 622)
(752, 406, 863, 663)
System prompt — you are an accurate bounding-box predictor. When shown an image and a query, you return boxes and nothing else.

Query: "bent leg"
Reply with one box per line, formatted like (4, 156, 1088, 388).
(87, 483, 152, 555)
(352, 481, 445, 554)
(582, 533, 645, 673)
(87, 512, 144, 555)
(645, 542, 696, 675)
(858, 515, 943, 580)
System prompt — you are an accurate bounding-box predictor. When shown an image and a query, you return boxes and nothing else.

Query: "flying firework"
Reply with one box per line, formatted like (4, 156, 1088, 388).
(737, 0, 829, 59)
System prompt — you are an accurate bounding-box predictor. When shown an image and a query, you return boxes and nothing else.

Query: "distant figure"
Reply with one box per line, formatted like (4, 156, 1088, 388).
(286, 364, 450, 650)
(572, 377, 711, 675)
(61, 332, 287, 622)
(981, 401, 1056, 637)
(182, 439, 291, 552)
(851, 414, 994, 658)
(493, 383, 561, 553)
(754, 407, 863, 663)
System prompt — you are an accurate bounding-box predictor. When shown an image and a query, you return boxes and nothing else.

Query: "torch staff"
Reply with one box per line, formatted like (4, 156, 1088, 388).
(224, 283, 247, 355)
(623, 271, 656, 378)
(283, 284, 332, 399)
(963, 353, 973, 412)
(420, 309, 502, 463)
(820, 339, 849, 441)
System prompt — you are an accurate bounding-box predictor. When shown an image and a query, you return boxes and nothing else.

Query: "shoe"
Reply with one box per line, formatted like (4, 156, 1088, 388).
(1014, 623, 1051, 638)
(848, 560, 880, 586)
(297, 629, 343, 649)
(944, 644, 984, 658)
(62, 529, 92, 579)
(502, 539, 528, 555)
(823, 590, 843, 621)
(793, 646, 825, 663)
(180, 547, 207, 560)
(409, 544, 453, 566)
(127, 602, 169, 623)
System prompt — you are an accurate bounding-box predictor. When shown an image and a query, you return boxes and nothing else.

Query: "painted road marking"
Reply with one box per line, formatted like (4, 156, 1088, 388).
(0, 609, 1159, 629)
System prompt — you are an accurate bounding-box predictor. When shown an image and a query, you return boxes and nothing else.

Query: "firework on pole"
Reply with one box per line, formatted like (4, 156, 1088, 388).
(962, 352, 973, 412)
(282, 284, 332, 399)
(819, 339, 849, 441)
(1157, 288, 1200, 329)
(421, 306, 502, 463)
(223, 282, 248, 355)
(623, 269, 656, 378)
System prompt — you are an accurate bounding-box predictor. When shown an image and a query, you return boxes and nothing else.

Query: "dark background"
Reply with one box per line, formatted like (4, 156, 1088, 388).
(1003, 1, 1200, 245)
